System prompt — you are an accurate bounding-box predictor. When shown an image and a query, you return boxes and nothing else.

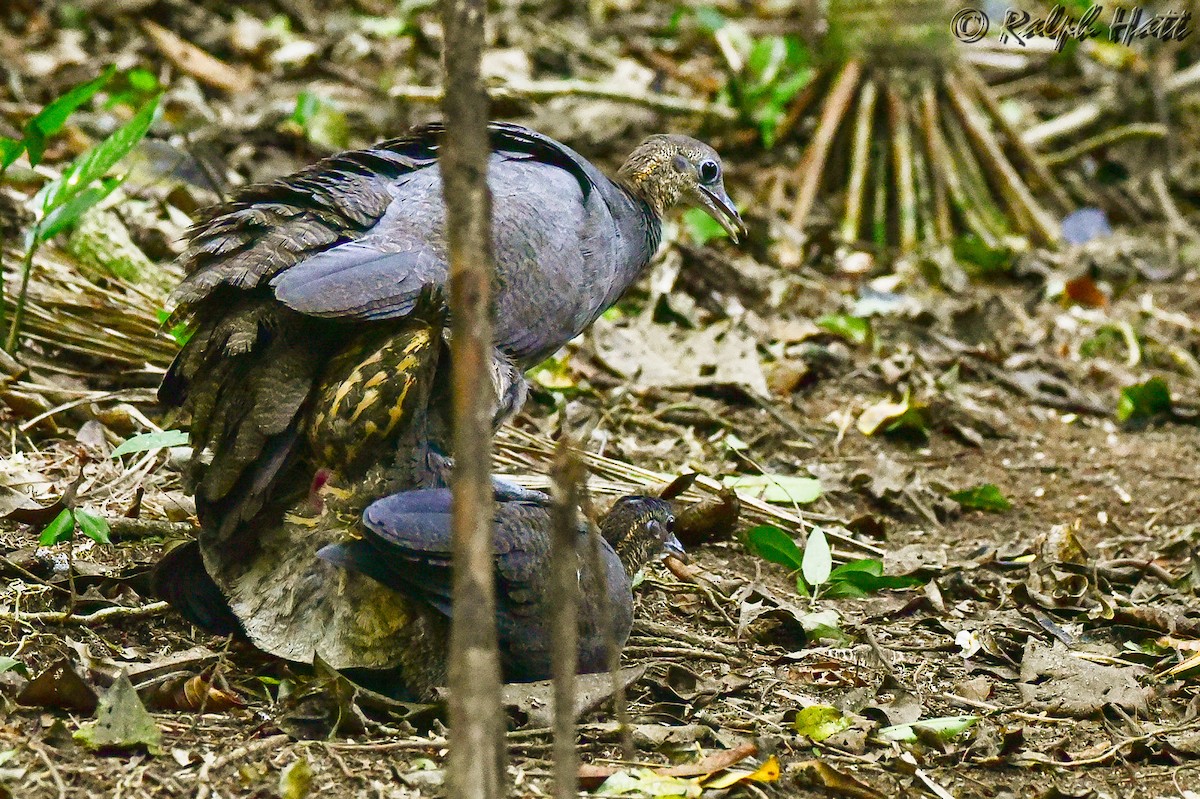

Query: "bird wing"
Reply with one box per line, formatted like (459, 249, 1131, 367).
(169, 122, 600, 314)
(355, 489, 553, 619)
(269, 240, 446, 321)
(265, 137, 607, 353)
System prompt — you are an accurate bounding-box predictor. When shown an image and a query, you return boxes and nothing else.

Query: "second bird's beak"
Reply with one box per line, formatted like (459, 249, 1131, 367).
(663, 533, 689, 564)
(696, 185, 747, 243)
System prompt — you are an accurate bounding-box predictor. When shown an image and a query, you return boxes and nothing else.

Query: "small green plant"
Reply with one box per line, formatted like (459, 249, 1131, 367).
(39, 506, 111, 547)
(746, 525, 922, 599)
(1, 67, 118, 341)
(287, 92, 349, 152)
(695, 9, 813, 147)
(952, 233, 1014, 276)
(4, 75, 159, 353)
(948, 483, 1012, 513)
(1117, 376, 1173, 424)
(816, 314, 871, 346)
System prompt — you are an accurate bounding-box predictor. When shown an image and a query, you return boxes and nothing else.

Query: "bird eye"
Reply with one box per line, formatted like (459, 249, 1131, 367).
(699, 160, 720, 183)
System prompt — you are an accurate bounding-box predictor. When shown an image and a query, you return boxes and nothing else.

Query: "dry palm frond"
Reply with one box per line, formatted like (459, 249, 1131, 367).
(781, 0, 1072, 253)
(1, 239, 180, 377)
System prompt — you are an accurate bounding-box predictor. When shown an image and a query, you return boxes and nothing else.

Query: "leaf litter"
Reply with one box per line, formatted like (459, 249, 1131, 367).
(1, 1, 1200, 798)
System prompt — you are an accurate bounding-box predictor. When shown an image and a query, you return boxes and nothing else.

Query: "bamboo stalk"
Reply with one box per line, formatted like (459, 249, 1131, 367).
(941, 109, 1010, 245)
(909, 109, 937, 245)
(791, 59, 863, 230)
(886, 85, 918, 253)
(945, 72, 1060, 244)
(441, 0, 504, 795)
(549, 443, 583, 799)
(870, 141, 889, 248)
(918, 81, 952, 242)
(959, 65, 1073, 214)
(841, 80, 878, 244)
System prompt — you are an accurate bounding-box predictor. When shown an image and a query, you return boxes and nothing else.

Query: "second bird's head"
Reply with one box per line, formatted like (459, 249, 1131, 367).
(600, 496, 686, 574)
(617, 134, 746, 243)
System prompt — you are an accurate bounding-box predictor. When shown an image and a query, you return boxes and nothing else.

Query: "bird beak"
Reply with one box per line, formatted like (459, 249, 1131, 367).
(696, 185, 747, 243)
(662, 533, 689, 564)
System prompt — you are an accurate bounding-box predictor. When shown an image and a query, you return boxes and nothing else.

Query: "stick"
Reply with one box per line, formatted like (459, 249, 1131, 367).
(959, 65, 1072, 214)
(549, 442, 584, 799)
(791, 60, 863, 230)
(886, 85, 917, 253)
(841, 80, 877, 244)
(918, 81, 953, 242)
(945, 72, 1061, 245)
(441, 1, 504, 797)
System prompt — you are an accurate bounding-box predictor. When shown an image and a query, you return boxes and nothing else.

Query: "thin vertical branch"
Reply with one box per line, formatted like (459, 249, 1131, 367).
(441, 1, 503, 798)
(790, 59, 862, 231)
(841, 79, 877, 245)
(886, 85, 917, 254)
(549, 440, 584, 799)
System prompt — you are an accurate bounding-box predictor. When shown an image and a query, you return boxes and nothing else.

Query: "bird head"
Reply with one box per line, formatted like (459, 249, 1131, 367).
(617, 135, 746, 243)
(600, 495, 686, 576)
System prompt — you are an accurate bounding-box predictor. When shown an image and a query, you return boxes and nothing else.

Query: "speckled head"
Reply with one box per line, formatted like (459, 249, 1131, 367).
(617, 134, 746, 242)
(600, 495, 685, 576)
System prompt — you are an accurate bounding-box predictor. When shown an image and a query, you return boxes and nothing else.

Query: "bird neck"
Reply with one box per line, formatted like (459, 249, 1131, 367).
(616, 148, 682, 217)
(615, 174, 672, 217)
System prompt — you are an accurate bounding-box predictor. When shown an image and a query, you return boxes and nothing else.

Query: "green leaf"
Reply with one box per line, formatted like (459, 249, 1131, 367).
(747, 37, 787, 85)
(723, 474, 821, 504)
(24, 66, 116, 166)
(816, 314, 870, 345)
(824, 568, 923, 598)
(111, 429, 189, 458)
(154, 310, 193, 347)
(38, 508, 76, 546)
(291, 91, 320, 126)
(74, 672, 162, 753)
(879, 715, 979, 743)
(0, 137, 24, 170)
(39, 95, 158, 215)
(289, 93, 348, 151)
(682, 207, 728, 245)
(952, 234, 1013, 275)
(35, 178, 121, 242)
(74, 510, 111, 545)
(794, 705, 852, 741)
(0, 656, 26, 675)
(1116, 377, 1172, 423)
(949, 483, 1012, 512)
(801, 527, 832, 588)
(126, 68, 159, 93)
(693, 6, 726, 33)
(829, 559, 883, 579)
(745, 525, 804, 571)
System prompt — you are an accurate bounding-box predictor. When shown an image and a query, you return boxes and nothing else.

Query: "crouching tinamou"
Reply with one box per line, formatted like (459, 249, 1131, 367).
(319, 487, 682, 698)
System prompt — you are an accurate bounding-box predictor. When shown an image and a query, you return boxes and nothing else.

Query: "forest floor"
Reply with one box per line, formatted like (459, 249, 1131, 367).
(2, 2, 1200, 798)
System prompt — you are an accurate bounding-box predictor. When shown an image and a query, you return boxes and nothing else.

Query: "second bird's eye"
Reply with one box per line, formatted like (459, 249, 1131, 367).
(699, 160, 719, 183)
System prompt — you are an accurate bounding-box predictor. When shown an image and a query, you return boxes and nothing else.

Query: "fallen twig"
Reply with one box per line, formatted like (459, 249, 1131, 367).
(0, 600, 170, 627)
